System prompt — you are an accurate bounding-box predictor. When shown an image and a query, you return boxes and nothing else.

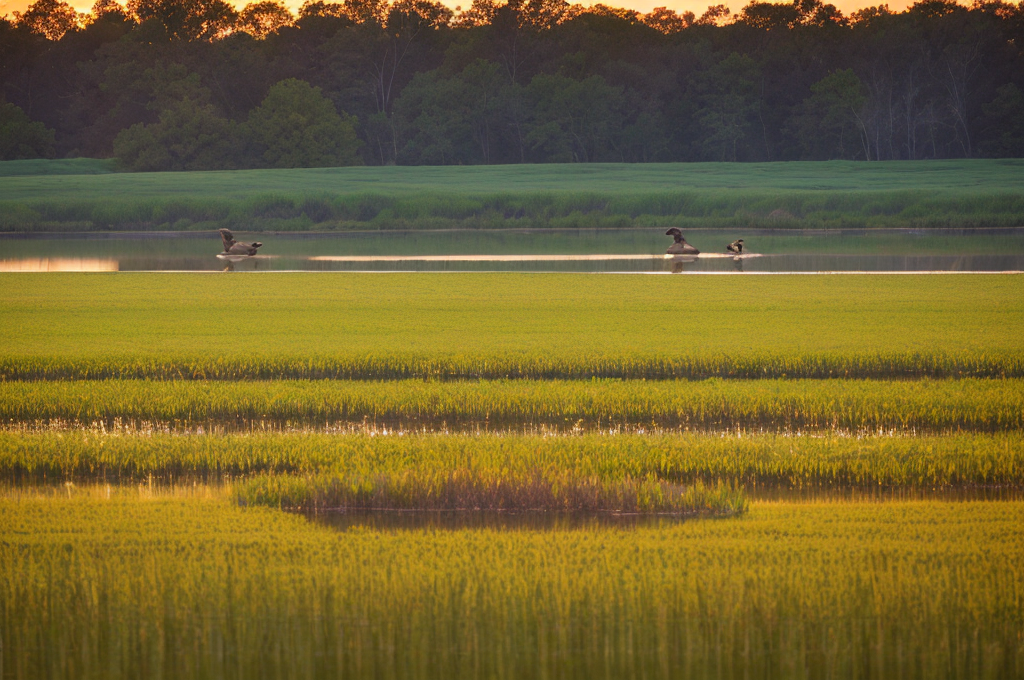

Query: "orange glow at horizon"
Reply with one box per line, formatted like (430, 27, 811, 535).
(0, 0, 916, 22)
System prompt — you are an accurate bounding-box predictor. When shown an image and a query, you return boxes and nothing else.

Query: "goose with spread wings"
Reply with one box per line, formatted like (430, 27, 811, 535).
(219, 229, 263, 256)
(665, 228, 700, 255)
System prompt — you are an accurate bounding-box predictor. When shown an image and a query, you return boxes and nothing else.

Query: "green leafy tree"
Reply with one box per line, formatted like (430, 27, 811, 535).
(692, 52, 760, 161)
(237, 0, 293, 37)
(977, 84, 1024, 158)
(694, 3, 730, 25)
(0, 102, 57, 159)
(126, 0, 237, 40)
(113, 98, 238, 170)
(642, 6, 692, 32)
(242, 79, 362, 168)
(14, 0, 80, 39)
(791, 69, 869, 160)
(396, 60, 508, 164)
(524, 73, 625, 162)
(740, 1, 799, 29)
(298, 0, 347, 17)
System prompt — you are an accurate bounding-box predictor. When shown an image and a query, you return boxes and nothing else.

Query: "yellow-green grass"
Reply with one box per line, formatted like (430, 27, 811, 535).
(2, 274, 1022, 380)
(1, 490, 1021, 679)
(2, 160, 1023, 232)
(2, 378, 1021, 431)
(3, 431, 1023, 491)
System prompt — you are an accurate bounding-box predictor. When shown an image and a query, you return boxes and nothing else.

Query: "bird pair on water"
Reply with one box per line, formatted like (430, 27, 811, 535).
(665, 228, 744, 256)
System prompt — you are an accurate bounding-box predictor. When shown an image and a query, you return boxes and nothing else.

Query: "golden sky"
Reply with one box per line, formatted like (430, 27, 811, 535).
(1, 0, 916, 22)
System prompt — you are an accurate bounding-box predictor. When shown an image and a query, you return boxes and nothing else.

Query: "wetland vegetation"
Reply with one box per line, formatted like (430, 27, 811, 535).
(2, 377, 1022, 431)
(1, 271, 1022, 679)
(5, 0, 1024, 670)
(3, 431, 1022, 492)
(2, 273, 1022, 378)
(2, 489, 1021, 679)
(2, 160, 1024, 232)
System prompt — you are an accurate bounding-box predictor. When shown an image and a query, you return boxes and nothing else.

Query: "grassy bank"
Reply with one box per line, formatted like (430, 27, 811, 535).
(2, 378, 1021, 432)
(2, 491, 1020, 679)
(1, 160, 1022, 232)
(4, 431, 1022, 490)
(2, 274, 1022, 379)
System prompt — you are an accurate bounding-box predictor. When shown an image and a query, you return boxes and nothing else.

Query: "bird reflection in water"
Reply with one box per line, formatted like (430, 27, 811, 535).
(669, 255, 698, 273)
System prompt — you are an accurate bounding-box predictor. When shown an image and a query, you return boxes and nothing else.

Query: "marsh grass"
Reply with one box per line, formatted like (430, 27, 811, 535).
(2, 160, 1023, 232)
(3, 351, 1021, 381)
(1, 493, 1021, 680)
(2, 378, 1021, 432)
(4, 274, 1022, 382)
(3, 431, 1022, 491)
(4, 190, 1024, 232)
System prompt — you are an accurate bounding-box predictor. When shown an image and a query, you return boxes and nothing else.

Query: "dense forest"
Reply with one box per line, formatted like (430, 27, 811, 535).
(2, 0, 1023, 168)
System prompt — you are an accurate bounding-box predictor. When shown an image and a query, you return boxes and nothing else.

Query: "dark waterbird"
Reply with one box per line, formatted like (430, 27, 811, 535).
(219, 229, 263, 256)
(727, 239, 745, 254)
(665, 228, 700, 255)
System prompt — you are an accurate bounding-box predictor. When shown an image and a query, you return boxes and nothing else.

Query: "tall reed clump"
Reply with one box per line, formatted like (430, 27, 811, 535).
(233, 472, 747, 515)
(2, 378, 1021, 432)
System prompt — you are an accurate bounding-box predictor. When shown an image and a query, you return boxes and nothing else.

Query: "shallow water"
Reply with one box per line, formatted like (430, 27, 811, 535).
(307, 486, 1024, 531)
(308, 509, 712, 531)
(2, 228, 1023, 272)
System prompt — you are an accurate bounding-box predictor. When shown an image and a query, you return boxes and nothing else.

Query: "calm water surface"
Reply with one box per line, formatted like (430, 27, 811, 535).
(308, 484, 1024, 532)
(2, 227, 1023, 272)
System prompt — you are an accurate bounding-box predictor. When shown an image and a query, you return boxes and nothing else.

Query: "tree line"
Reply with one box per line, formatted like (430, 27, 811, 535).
(2, 0, 1023, 167)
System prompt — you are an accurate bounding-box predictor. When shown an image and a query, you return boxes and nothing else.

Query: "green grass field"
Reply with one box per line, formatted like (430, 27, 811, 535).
(2, 159, 1022, 231)
(2, 490, 1021, 679)
(2, 270, 1023, 678)
(2, 274, 1022, 378)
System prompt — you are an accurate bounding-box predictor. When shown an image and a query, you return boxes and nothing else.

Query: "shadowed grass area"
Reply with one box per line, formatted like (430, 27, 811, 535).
(4, 430, 1022, 490)
(1, 160, 1022, 231)
(2, 274, 1022, 379)
(2, 378, 1021, 432)
(2, 491, 1021, 679)
(234, 472, 746, 515)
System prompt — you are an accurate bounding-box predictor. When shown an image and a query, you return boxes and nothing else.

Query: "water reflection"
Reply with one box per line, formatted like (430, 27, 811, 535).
(0, 257, 118, 272)
(743, 484, 1024, 502)
(309, 508, 709, 532)
(217, 254, 272, 271)
(1, 228, 1023, 272)
(308, 484, 1024, 532)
